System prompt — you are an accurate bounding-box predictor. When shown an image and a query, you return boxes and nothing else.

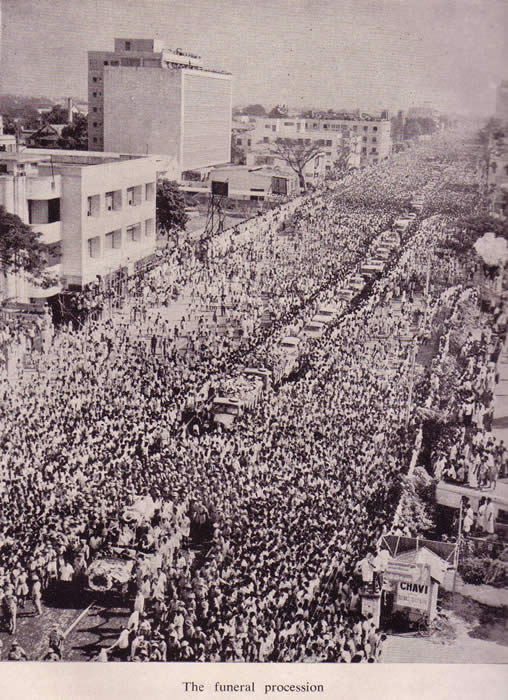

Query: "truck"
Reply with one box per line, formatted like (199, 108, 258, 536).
(211, 369, 269, 428)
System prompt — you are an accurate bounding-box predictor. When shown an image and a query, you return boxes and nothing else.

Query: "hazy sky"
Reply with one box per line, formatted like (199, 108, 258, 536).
(1, 0, 507, 114)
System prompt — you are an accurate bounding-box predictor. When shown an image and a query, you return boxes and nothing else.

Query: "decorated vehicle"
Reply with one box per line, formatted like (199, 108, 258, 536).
(313, 304, 341, 324)
(85, 556, 134, 595)
(211, 371, 266, 428)
(299, 319, 326, 341)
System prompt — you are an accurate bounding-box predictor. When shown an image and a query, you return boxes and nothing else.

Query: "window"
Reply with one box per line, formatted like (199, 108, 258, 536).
(265, 125, 271, 129)
(505, 165, 508, 176)
(363, 126, 368, 131)
(326, 140, 332, 146)
(323, 124, 329, 130)
(27, 198, 60, 224)
(92, 92, 97, 98)
(105, 190, 121, 211)
(362, 147, 367, 155)
(89, 60, 98, 68)
(125, 41, 131, 50)
(127, 185, 142, 206)
(127, 223, 142, 242)
(145, 218, 155, 237)
(87, 194, 100, 217)
(110, 60, 119, 66)
(372, 137, 377, 143)
(93, 107, 97, 113)
(284, 122, 294, 126)
(93, 122, 98, 128)
(363, 136, 367, 142)
(373, 159, 378, 164)
(92, 77, 98, 83)
(145, 182, 155, 201)
(236, 138, 242, 145)
(352, 125, 358, 132)
(247, 139, 251, 147)
(104, 61, 109, 66)
(105, 230, 122, 249)
(373, 126, 378, 131)
(263, 136, 269, 143)
(93, 137, 97, 143)
(87, 236, 100, 258)
(272, 125, 276, 132)
(44, 241, 62, 266)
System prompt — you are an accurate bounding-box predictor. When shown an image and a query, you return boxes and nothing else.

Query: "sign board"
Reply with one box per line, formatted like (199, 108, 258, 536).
(394, 565, 431, 613)
(384, 561, 424, 585)
(211, 180, 229, 196)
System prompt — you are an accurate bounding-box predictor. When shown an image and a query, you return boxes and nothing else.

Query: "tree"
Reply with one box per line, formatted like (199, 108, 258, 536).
(57, 114, 88, 150)
(45, 104, 69, 124)
(268, 105, 288, 118)
(403, 119, 424, 140)
(271, 138, 323, 191)
(156, 180, 189, 241)
(240, 104, 267, 117)
(0, 206, 51, 288)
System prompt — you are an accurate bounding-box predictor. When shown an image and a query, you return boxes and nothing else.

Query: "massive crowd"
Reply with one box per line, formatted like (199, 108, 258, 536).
(0, 133, 501, 662)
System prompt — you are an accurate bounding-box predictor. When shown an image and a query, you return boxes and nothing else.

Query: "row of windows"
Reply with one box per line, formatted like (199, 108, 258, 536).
(89, 58, 141, 69)
(87, 183, 155, 216)
(87, 219, 155, 257)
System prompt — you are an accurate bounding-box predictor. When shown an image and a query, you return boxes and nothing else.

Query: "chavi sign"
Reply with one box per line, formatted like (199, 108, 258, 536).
(396, 580, 430, 612)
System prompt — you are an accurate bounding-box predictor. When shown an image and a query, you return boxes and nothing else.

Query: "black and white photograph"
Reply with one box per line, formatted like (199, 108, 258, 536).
(0, 0, 507, 695)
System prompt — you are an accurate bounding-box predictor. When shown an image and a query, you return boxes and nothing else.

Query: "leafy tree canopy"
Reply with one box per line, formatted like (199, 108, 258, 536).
(57, 114, 88, 150)
(240, 104, 267, 116)
(271, 138, 323, 190)
(45, 104, 69, 124)
(156, 180, 189, 238)
(0, 206, 48, 279)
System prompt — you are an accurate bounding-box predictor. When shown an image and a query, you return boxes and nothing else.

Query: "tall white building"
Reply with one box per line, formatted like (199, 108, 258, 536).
(0, 149, 160, 301)
(496, 81, 508, 124)
(88, 38, 232, 173)
(247, 115, 391, 169)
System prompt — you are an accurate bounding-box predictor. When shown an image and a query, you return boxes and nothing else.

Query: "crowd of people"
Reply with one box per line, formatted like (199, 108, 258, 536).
(0, 132, 501, 662)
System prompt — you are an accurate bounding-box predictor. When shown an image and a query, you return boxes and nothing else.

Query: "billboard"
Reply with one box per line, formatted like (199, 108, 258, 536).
(394, 565, 431, 613)
(211, 180, 229, 196)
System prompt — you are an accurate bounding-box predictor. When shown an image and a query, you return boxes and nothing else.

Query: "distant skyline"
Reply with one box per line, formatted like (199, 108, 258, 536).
(1, 0, 507, 115)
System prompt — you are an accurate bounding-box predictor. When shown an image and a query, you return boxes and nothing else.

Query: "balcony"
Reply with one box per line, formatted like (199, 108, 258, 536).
(25, 175, 62, 199)
(31, 220, 62, 245)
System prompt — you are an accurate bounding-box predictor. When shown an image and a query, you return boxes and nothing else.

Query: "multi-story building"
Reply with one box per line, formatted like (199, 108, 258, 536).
(496, 81, 508, 124)
(247, 115, 389, 170)
(88, 38, 232, 174)
(488, 132, 508, 219)
(0, 149, 160, 302)
(0, 116, 16, 153)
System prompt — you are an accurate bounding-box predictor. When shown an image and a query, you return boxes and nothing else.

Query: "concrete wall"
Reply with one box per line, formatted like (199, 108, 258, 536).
(181, 70, 232, 171)
(103, 67, 182, 161)
(66, 156, 158, 286)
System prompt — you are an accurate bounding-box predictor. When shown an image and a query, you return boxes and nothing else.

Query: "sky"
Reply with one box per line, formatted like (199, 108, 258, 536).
(1, 0, 507, 114)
